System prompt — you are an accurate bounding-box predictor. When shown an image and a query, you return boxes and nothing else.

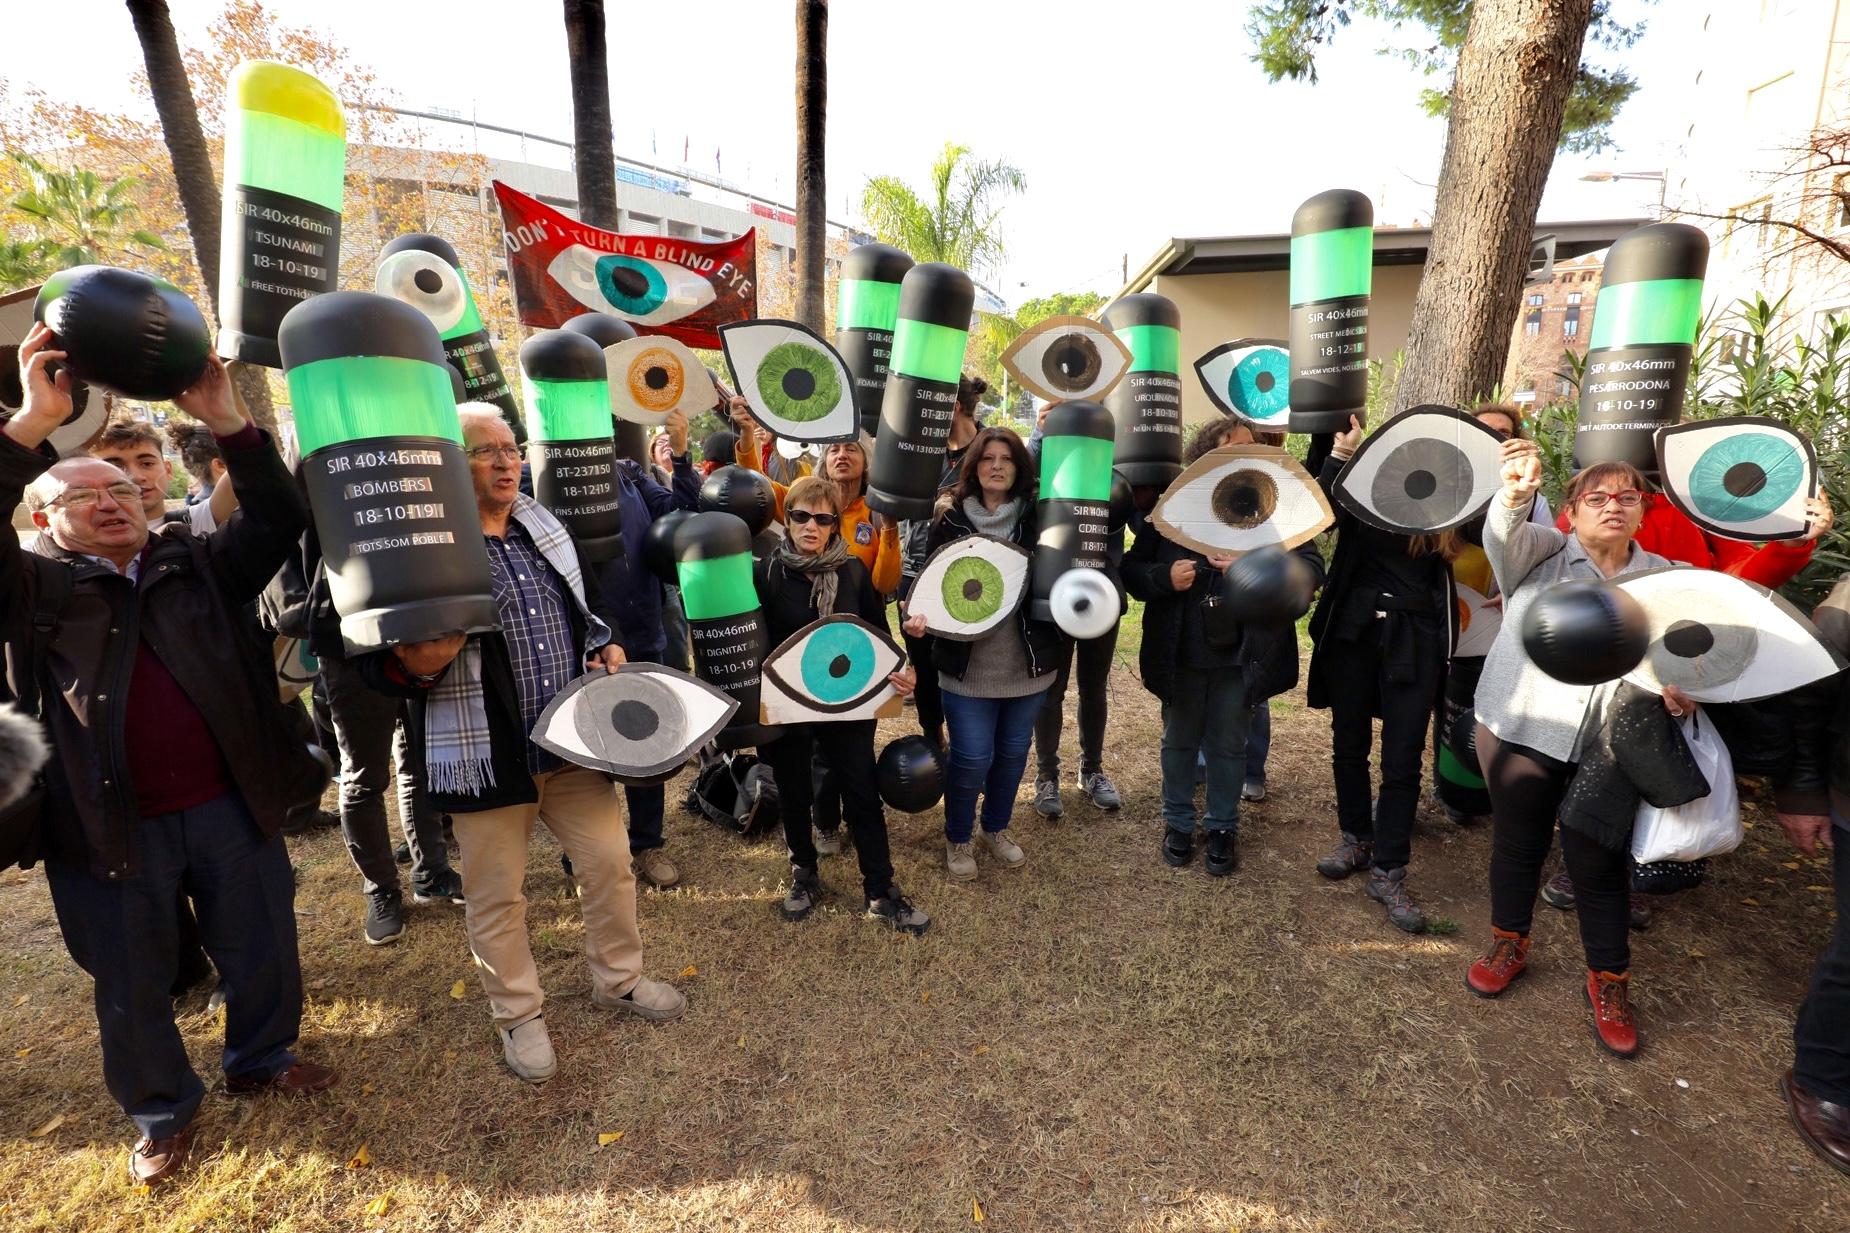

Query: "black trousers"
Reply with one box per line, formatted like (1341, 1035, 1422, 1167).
(901, 624, 946, 749)
(1033, 622, 1117, 781)
(1796, 829, 1850, 1103)
(1322, 629, 1441, 869)
(762, 719, 895, 901)
(1479, 726, 1631, 973)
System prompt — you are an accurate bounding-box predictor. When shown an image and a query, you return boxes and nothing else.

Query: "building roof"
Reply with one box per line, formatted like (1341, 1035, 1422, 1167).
(1117, 216, 1651, 298)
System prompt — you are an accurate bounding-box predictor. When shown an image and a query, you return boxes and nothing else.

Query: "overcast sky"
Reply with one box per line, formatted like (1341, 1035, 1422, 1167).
(4, 0, 1689, 306)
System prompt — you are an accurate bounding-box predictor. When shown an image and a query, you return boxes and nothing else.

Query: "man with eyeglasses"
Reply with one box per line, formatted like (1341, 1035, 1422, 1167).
(2, 324, 336, 1186)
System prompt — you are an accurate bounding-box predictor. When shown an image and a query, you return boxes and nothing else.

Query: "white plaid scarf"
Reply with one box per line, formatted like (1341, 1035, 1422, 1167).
(425, 496, 612, 795)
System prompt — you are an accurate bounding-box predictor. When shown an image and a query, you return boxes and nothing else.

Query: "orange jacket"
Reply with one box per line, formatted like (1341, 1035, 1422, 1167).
(735, 438, 902, 595)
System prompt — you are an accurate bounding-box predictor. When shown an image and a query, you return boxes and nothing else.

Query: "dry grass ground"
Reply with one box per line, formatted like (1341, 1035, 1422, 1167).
(0, 663, 1845, 1232)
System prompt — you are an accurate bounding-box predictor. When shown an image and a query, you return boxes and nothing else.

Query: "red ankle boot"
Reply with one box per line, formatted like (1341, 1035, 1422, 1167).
(1465, 928, 1530, 998)
(1585, 969, 1639, 1057)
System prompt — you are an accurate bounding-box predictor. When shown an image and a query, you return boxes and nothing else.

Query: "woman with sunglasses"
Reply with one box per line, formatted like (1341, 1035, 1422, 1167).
(755, 476, 928, 934)
(1464, 441, 1686, 1057)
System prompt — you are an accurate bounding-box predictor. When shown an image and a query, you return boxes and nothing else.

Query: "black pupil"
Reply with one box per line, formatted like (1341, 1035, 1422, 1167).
(414, 269, 443, 295)
(962, 578, 984, 600)
(782, 368, 816, 401)
(1723, 462, 1768, 498)
(1254, 371, 1275, 393)
(1404, 469, 1438, 500)
(829, 654, 852, 679)
(611, 699, 659, 740)
(612, 267, 649, 298)
(1226, 482, 1263, 519)
(1052, 344, 1086, 376)
(1663, 620, 1714, 658)
(645, 365, 670, 391)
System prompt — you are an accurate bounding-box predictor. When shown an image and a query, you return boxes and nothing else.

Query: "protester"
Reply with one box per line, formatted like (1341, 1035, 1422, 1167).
(364, 408, 684, 1084)
(3, 326, 335, 1185)
(903, 425, 1064, 881)
(89, 416, 235, 536)
(647, 428, 693, 673)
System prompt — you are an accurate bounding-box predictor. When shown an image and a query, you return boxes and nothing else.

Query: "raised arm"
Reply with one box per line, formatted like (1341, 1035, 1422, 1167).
(1483, 437, 1567, 597)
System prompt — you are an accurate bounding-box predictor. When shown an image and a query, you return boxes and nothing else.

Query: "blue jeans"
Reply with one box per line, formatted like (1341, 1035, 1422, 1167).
(45, 792, 302, 1139)
(941, 689, 1047, 842)
(1162, 666, 1248, 835)
(1245, 699, 1271, 787)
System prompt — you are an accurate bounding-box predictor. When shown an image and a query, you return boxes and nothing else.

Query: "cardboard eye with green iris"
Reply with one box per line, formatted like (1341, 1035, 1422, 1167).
(1194, 339, 1291, 428)
(1000, 315, 1133, 403)
(761, 615, 907, 722)
(531, 664, 738, 785)
(1655, 416, 1818, 542)
(908, 534, 1031, 641)
(1152, 446, 1334, 558)
(719, 319, 858, 444)
(547, 245, 718, 327)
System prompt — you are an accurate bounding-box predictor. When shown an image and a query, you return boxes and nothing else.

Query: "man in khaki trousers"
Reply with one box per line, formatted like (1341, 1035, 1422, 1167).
(365, 409, 685, 1082)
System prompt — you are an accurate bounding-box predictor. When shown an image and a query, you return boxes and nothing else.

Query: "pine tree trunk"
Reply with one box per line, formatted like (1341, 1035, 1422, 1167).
(794, 0, 828, 333)
(1390, 0, 1594, 418)
(564, 0, 619, 231)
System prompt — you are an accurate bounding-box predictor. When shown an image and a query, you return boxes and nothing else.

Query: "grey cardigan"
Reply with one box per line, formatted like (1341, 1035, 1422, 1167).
(1476, 495, 1672, 762)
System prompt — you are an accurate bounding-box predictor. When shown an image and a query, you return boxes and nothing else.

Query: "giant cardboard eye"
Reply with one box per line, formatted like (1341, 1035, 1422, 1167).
(908, 534, 1031, 640)
(531, 665, 738, 784)
(603, 334, 711, 426)
(1334, 405, 1504, 534)
(375, 249, 469, 335)
(1150, 446, 1333, 558)
(718, 319, 858, 443)
(1000, 316, 1133, 403)
(545, 245, 719, 326)
(1453, 582, 1502, 658)
(760, 615, 907, 723)
(1656, 416, 1818, 542)
(1615, 566, 1847, 703)
(1194, 338, 1290, 428)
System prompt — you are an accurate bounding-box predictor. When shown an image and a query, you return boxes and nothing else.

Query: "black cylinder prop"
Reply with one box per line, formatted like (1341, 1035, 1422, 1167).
(280, 291, 499, 654)
(1574, 222, 1709, 477)
(519, 330, 623, 563)
(866, 263, 974, 519)
(33, 265, 210, 400)
(643, 507, 695, 587)
(561, 311, 648, 465)
(836, 243, 915, 438)
(1101, 294, 1183, 485)
(673, 511, 781, 750)
(377, 232, 522, 440)
(217, 61, 346, 367)
(1030, 399, 1117, 623)
(1287, 189, 1373, 433)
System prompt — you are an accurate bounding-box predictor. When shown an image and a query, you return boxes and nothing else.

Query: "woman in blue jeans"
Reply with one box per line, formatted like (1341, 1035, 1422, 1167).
(902, 427, 1067, 883)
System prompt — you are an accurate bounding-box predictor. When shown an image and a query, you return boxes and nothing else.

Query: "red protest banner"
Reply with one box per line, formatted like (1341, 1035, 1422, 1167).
(493, 180, 756, 349)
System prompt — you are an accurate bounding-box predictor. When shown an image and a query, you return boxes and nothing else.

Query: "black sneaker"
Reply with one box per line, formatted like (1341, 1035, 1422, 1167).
(866, 887, 931, 935)
(364, 891, 405, 945)
(781, 867, 822, 922)
(393, 842, 412, 866)
(412, 868, 466, 906)
(1162, 825, 1194, 868)
(1204, 830, 1239, 877)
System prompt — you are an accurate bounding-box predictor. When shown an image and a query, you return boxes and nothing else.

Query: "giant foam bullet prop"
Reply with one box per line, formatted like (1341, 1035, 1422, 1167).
(520, 329, 623, 563)
(1030, 399, 1118, 625)
(218, 61, 345, 367)
(1574, 223, 1709, 478)
(837, 243, 915, 438)
(867, 263, 974, 519)
(561, 311, 647, 465)
(34, 265, 210, 400)
(673, 510, 781, 750)
(280, 291, 499, 654)
(1287, 189, 1373, 433)
(1102, 294, 1183, 485)
(377, 233, 521, 440)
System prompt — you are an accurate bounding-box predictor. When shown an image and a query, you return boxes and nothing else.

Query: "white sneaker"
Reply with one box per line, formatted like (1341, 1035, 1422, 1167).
(981, 829, 1026, 869)
(499, 1016, 557, 1084)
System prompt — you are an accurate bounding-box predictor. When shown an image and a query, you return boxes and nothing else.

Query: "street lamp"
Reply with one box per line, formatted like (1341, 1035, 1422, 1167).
(1580, 169, 1668, 216)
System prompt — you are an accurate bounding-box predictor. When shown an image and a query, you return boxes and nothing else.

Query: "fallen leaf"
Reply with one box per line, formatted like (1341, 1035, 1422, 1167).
(1687, 949, 1708, 959)
(130, 1183, 150, 1196)
(14, 1048, 29, 1059)
(360, 1083, 375, 1096)
(678, 965, 698, 979)
(597, 1132, 624, 1147)
(347, 1143, 371, 1169)
(12, 995, 28, 1007)
(450, 980, 467, 1000)
(972, 1045, 990, 1056)
(1784, 861, 1803, 870)
(364, 1192, 392, 1217)
(443, 1050, 457, 1063)
(973, 1197, 985, 1223)
(921, 990, 932, 1004)
(1741, 897, 1761, 907)
(1810, 885, 1833, 893)
(29, 1113, 63, 1137)
(435, 1172, 451, 1187)
(736, 1035, 746, 1048)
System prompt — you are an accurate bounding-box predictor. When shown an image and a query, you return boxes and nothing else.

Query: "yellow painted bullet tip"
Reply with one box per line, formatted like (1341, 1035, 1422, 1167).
(231, 60, 345, 136)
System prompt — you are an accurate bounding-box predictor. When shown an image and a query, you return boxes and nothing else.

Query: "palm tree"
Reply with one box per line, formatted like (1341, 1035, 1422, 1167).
(0, 240, 53, 294)
(8, 153, 166, 270)
(563, 0, 619, 231)
(126, 0, 223, 311)
(793, 0, 827, 332)
(860, 143, 1026, 278)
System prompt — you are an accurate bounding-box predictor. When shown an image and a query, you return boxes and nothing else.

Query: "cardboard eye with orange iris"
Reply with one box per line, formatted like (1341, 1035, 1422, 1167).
(604, 334, 711, 426)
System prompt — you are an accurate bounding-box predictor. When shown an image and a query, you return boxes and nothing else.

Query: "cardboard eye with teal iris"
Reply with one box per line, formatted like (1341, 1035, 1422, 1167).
(1333, 404, 1504, 535)
(544, 245, 720, 327)
(999, 315, 1133, 404)
(1151, 446, 1334, 558)
(1655, 416, 1818, 542)
(908, 534, 1031, 641)
(531, 664, 738, 785)
(1194, 338, 1291, 428)
(718, 319, 858, 444)
(760, 615, 907, 723)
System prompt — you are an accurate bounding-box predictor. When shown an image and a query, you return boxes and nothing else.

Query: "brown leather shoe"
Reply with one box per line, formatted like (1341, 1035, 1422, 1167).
(1783, 1070, 1850, 1178)
(129, 1120, 195, 1186)
(225, 1060, 339, 1098)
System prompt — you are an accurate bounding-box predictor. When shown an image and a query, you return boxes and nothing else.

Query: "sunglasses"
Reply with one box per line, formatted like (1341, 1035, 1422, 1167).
(1578, 489, 1644, 509)
(786, 509, 838, 528)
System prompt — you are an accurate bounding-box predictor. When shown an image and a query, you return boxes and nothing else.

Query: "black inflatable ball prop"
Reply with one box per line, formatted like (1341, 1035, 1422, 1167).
(1520, 580, 1649, 686)
(699, 464, 777, 536)
(561, 311, 647, 464)
(1220, 546, 1317, 625)
(877, 734, 945, 813)
(34, 266, 211, 401)
(643, 508, 695, 587)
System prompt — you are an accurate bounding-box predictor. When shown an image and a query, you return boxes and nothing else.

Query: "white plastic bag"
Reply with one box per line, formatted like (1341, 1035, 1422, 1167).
(1631, 712, 1741, 865)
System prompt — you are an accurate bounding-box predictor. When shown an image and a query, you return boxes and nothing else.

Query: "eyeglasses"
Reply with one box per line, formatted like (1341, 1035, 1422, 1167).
(49, 481, 143, 509)
(786, 509, 838, 528)
(466, 444, 523, 462)
(1578, 489, 1644, 509)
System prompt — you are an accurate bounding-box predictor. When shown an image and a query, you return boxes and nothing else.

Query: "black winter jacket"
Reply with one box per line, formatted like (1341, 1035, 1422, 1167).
(755, 554, 887, 644)
(1776, 573, 1850, 820)
(923, 499, 1068, 681)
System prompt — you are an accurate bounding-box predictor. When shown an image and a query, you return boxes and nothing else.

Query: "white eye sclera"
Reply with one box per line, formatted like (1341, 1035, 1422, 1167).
(545, 245, 719, 328)
(531, 665, 737, 784)
(1151, 445, 1334, 558)
(1333, 404, 1504, 535)
(1001, 316, 1133, 404)
(719, 319, 858, 444)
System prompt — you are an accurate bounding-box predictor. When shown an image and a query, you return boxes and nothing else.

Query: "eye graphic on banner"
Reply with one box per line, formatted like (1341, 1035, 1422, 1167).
(0, 285, 101, 457)
(531, 665, 738, 784)
(718, 319, 858, 443)
(909, 534, 1032, 640)
(1615, 566, 1847, 703)
(1194, 338, 1291, 427)
(1151, 445, 1333, 558)
(760, 615, 906, 723)
(375, 249, 468, 334)
(1454, 583, 1502, 659)
(1000, 316, 1133, 403)
(603, 334, 711, 426)
(1655, 416, 1818, 542)
(1333, 404, 1504, 534)
(545, 246, 719, 327)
